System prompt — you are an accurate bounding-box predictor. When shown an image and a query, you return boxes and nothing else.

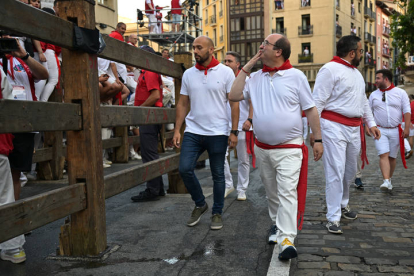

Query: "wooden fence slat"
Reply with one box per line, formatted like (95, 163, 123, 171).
(104, 151, 208, 198)
(100, 106, 176, 127)
(0, 183, 86, 243)
(32, 148, 54, 164)
(0, 0, 183, 78)
(0, 100, 81, 134)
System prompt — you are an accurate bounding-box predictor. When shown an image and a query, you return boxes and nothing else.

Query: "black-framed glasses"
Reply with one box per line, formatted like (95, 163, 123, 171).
(382, 92, 386, 102)
(352, 48, 364, 54)
(262, 40, 277, 47)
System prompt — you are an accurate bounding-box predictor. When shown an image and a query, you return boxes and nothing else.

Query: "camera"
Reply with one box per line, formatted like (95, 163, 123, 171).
(0, 38, 19, 53)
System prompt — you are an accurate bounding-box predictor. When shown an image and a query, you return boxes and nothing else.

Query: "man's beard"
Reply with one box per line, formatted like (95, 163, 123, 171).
(195, 53, 210, 65)
(351, 55, 362, 67)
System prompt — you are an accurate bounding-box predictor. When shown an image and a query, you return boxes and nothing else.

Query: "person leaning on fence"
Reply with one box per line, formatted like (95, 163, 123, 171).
(0, 67, 27, 264)
(229, 34, 323, 260)
(172, 36, 237, 230)
(0, 37, 48, 201)
(130, 45, 165, 202)
(109, 22, 126, 42)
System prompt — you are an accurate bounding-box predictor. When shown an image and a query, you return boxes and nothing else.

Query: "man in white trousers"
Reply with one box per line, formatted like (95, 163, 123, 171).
(223, 51, 253, 201)
(368, 69, 411, 191)
(312, 35, 381, 235)
(230, 34, 323, 260)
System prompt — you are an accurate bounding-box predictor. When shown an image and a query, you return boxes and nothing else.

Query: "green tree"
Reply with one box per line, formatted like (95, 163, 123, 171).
(391, 0, 414, 68)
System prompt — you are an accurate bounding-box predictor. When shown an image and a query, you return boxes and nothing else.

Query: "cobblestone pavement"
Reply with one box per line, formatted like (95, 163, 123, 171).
(290, 137, 414, 275)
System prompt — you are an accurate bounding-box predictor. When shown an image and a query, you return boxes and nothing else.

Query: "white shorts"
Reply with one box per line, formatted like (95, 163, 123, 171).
(403, 122, 414, 136)
(374, 127, 400, 158)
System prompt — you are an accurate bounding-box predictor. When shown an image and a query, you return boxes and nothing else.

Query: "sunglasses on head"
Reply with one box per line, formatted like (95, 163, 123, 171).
(382, 93, 386, 102)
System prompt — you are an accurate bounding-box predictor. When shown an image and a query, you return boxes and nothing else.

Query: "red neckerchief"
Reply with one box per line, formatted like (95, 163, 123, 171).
(262, 59, 293, 73)
(255, 139, 308, 230)
(3, 56, 37, 101)
(380, 83, 395, 92)
(236, 70, 240, 76)
(330, 56, 356, 69)
(195, 56, 220, 75)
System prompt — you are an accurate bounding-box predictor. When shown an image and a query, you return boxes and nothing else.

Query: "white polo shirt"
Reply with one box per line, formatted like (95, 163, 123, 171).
(181, 63, 235, 136)
(313, 60, 376, 128)
(243, 68, 315, 145)
(369, 86, 411, 128)
(227, 98, 250, 131)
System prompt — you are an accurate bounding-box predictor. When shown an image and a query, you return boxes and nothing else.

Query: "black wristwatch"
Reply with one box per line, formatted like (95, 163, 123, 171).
(247, 118, 253, 124)
(21, 52, 30, 61)
(230, 130, 239, 136)
(314, 139, 323, 143)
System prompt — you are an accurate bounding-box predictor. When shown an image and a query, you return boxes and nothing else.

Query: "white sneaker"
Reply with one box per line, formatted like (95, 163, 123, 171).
(103, 162, 111, 168)
(130, 152, 142, 160)
(278, 238, 298, 260)
(0, 247, 26, 263)
(26, 171, 37, 181)
(20, 173, 28, 187)
(237, 191, 247, 201)
(103, 159, 112, 165)
(380, 179, 392, 191)
(224, 187, 235, 198)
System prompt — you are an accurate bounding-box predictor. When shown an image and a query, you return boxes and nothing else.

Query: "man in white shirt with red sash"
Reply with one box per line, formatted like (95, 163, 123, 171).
(368, 69, 411, 191)
(312, 35, 381, 235)
(229, 34, 323, 260)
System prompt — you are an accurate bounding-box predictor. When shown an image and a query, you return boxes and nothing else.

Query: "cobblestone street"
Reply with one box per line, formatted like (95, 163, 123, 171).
(290, 137, 414, 275)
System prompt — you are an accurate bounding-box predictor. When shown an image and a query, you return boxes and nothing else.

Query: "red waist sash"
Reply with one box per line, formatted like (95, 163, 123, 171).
(254, 139, 308, 230)
(321, 110, 369, 169)
(245, 131, 256, 168)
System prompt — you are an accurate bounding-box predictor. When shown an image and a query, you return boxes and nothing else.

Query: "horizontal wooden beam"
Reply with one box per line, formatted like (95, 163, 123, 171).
(100, 106, 176, 127)
(0, 100, 82, 133)
(0, 183, 86, 243)
(0, 0, 183, 78)
(104, 151, 208, 198)
(102, 137, 123, 150)
(32, 148, 53, 163)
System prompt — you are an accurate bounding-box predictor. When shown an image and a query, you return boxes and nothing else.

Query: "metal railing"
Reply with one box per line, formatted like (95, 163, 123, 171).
(272, 28, 287, 36)
(219, 35, 223, 42)
(210, 14, 217, 25)
(298, 53, 313, 63)
(298, 25, 313, 35)
(219, 10, 223, 17)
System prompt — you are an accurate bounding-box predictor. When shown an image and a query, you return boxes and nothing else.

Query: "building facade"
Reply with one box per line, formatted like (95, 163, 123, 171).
(202, 0, 228, 61)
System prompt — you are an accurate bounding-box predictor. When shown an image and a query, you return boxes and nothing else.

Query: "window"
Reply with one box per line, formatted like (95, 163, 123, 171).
(213, 28, 217, 46)
(276, 17, 284, 34)
(302, 43, 311, 55)
(302, 14, 310, 29)
(358, 2, 361, 13)
(207, 0, 209, 5)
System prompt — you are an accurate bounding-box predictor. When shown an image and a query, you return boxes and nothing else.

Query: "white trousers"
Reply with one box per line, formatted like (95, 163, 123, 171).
(39, 49, 59, 102)
(374, 127, 400, 158)
(224, 131, 250, 193)
(321, 119, 360, 222)
(0, 154, 25, 250)
(255, 136, 303, 245)
(302, 117, 308, 139)
(33, 52, 49, 100)
(355, 150, 362, 178)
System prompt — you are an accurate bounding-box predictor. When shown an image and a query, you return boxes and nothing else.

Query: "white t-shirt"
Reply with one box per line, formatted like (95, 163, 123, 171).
(369, 86, 411, 128)
(0, 58, 37, 101)
(1, 67, 12, 98)
(243, 68, 315, 145)
(98, 58, 111, 76)
(181, 63, 235, 136)
(313, 60, 376, 128)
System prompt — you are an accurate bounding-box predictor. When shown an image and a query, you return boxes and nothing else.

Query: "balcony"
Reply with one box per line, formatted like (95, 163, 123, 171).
(364, 6, 371, 18)
(383, 26, 391, 37)
(382, 47, 390, 57)
(336, 0, 340, 10)
(370, 35, 376, 45)
(370, 10, 376, 21)
(351, 6, 355, 17)
(219, 10, 223, 18)
(205, 18, 208, 25)
(300, 0, 311, 8)
(272, 28, 287, 36)
(364, 32, 371, 43)
(219, 35, 223, 42)
(365, 82, 376, 93)
(210, 15, 217, 25)
(336, 25, 342, 38)
(298, 53, 313, 63)
(298, 25, 313, 36)
(364, 57, 375, 67)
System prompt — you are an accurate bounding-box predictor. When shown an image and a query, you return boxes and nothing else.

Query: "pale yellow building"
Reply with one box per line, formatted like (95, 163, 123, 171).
(202, 0, 228, 61)
(266, 0, 377, 91)
(95, 0, 119, 34)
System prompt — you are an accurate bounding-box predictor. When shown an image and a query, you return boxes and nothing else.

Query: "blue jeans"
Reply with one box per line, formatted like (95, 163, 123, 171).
(179, 132, 228, 215)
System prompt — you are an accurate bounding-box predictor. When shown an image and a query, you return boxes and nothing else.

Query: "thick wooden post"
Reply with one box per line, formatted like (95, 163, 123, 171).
(167, 52, 192, 194)
(58, 0, 107, 256)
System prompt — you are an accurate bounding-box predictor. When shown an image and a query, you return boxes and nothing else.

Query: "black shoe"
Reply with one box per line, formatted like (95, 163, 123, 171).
(341, 205, 358, 220)
(159, 189, 166, 196)
(354, 178, 364, 189)
(131, 189, 159, 202)
(326, 221, 343, 234)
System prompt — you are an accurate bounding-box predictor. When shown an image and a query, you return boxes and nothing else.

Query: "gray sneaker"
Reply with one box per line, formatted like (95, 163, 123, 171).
(210, 214, 223, 230)
(187, 203, 208, 227)
(341, 205, 358, 220)
(326, 221, 343, 234)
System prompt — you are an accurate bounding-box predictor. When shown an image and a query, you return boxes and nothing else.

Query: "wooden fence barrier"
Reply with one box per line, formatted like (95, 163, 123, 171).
(0, 0, 200, 256)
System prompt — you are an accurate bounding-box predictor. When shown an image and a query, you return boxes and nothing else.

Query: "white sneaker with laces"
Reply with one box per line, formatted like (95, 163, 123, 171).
(224, 187, 235, 198)
(278, 238, 298, 260)
(380, 179, 392, 191)
(0, 247, 26, 263)
(237, 191, 247, 201)
(103, 162, 111, 168)
(130, 152, 142, 160)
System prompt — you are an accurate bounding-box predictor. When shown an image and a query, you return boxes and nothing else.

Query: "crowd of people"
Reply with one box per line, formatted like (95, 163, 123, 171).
(2, 1, 414, 266)
(145, 0, 185, 34)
